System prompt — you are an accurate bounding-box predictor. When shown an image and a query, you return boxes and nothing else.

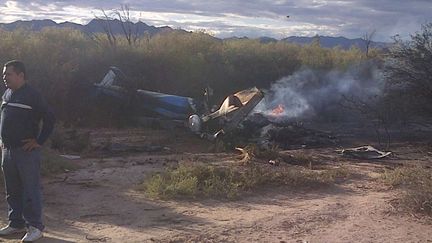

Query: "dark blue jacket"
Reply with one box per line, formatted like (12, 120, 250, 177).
(0, 84, 55, 148)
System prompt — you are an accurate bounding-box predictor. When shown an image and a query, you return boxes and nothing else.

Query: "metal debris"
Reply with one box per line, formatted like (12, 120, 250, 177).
(339, 145, 391, 159)
(235, 147, 252, 164)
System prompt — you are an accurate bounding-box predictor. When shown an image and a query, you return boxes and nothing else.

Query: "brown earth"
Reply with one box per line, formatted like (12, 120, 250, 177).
(0, 127, 431, 243)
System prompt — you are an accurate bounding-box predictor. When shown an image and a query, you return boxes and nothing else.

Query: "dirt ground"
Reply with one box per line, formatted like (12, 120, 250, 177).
(0, 127, 431, 243)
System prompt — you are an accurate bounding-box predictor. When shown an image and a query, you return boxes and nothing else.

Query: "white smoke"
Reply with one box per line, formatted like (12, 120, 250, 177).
(254, 61, 385, 121)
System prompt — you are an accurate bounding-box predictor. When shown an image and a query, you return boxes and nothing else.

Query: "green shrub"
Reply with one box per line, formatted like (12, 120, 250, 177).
(41, 148, 81, 176)
(142, 162, 349, 200)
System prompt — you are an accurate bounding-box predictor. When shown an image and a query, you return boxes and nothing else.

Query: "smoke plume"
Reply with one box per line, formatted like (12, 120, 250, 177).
(254, 61, 385, 121)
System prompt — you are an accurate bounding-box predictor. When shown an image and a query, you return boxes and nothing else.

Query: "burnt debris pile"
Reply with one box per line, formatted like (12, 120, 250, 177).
(233, 113, 338, 149)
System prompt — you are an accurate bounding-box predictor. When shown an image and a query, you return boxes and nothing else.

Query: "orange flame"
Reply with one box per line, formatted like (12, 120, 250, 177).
(272, 104, 284, 115)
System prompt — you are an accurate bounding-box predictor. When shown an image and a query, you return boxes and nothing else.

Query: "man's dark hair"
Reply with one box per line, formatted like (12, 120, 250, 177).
(4, 60, 26, 79)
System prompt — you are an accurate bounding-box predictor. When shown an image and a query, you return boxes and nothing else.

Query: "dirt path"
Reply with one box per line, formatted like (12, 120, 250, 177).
(0, 130, 431, 242)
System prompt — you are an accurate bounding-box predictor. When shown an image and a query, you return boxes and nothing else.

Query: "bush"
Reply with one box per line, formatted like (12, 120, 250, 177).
(41, 148, 81, 176)
(384, 22, 432, 116)
(144, 164, 238, 199)
(142, 162, 349, 200)
(0, 28, 368, 125)
(50, 126, 91, 153)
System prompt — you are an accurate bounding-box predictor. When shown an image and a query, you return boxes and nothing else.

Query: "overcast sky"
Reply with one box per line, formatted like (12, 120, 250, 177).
(1, 0, 431, 41)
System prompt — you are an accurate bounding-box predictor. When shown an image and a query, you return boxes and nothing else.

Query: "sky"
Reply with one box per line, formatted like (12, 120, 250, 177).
(0, 0, 431, 42)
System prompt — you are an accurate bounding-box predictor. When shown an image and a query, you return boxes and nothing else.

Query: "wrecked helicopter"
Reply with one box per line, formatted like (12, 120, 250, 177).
(93, 67, 264, 139)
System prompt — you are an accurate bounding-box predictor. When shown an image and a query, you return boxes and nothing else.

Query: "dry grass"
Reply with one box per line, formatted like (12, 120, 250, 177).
(382, 166, 432, 217)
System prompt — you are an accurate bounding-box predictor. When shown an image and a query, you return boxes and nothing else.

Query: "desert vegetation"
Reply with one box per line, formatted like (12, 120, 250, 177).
(0, 26, 368, 124)
(142, 162, 349, 200)
(382, 166, 432, 217)
(1, 18, 432, 232)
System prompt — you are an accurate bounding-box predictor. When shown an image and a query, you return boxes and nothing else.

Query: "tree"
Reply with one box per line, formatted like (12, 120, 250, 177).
(362, 29, 376, 58)
(385, 23, 432, 113)
(94, 4, 140, 47)
(114, 4, 140, 46)
(95, 9, 117, 47)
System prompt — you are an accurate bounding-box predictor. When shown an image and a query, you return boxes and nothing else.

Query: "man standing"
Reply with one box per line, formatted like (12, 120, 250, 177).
(0, 60, 55, 242)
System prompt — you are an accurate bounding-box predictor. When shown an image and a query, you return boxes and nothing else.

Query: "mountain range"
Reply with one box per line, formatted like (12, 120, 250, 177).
(0, 19, 389, 50)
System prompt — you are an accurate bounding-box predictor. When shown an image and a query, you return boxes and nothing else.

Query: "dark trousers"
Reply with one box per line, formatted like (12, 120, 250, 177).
(1, 147, 44, 231)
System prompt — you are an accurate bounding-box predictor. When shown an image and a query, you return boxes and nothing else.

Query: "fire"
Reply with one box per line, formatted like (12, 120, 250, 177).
(272, 104, 285, 115)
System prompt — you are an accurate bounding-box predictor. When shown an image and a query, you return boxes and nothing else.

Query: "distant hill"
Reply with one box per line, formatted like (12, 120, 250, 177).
(234, 35, 389, 50)
(0, 19, 390, 50)
(0, 19, 188, 36)
(281, 36, 389, 50)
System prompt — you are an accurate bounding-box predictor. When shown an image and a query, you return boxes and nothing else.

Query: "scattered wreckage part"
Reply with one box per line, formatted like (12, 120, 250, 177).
(99, 66, 127, 86)
(95, 84, 197, 120)
(135, 89, 198, 120)
(202, 95, 242, 122)
(268, 159, 280, 166)
(338, 145, 392, 159)
(235, 147, 280, 166)
(212, 88, 264, 134)
(213, 129, 225, 139)
(188, 114, 202, 133)
(196, 87, 263, 140)
(189, 114, 225, 139)
(202, 87, 264, 123)
(93, 84, 129, 101)
(95, 67, 198, 120)
(235, 147, 252, 164)
(199, 129, 225, 141)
